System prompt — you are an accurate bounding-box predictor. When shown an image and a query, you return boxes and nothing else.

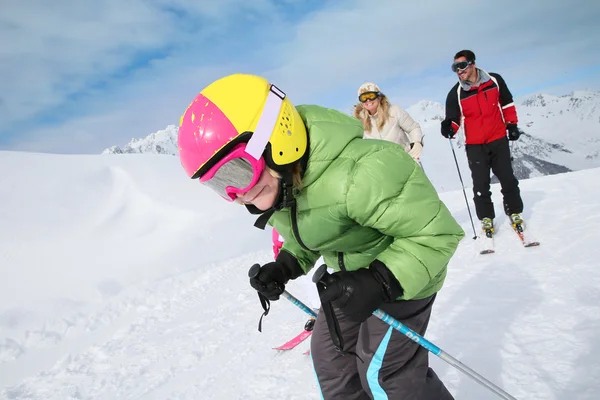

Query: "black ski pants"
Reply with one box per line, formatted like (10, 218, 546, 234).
(465, 137, 523, 220)
(310, 294, 453, 399)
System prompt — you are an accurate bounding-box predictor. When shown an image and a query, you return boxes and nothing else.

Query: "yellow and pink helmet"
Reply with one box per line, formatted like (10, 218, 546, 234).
(177, 74, 307, 200)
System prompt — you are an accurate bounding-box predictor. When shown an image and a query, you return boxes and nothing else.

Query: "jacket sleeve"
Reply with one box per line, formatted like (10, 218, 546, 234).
(444, 84, 462, 133)
(345, 149, 465, 299)
(393, 106, 423, 143)
(491, 73, 518, 125)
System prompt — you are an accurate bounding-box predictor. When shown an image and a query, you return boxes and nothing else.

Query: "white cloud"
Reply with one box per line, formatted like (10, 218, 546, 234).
(0, 0, 280, 130)
(7, 62, 240, 153)
(2, 0, 599, 154)
(267, 0, 600, 105)
(1, 1, 172, 124)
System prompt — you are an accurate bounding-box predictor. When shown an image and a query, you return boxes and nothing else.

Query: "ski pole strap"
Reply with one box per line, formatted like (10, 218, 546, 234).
(314, 265, 363, 361)
(256, 292, 271, 333)
(316, 281, 344, 351)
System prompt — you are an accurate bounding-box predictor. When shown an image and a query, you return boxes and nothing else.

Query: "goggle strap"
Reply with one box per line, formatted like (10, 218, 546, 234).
(245, 84, 286, 160)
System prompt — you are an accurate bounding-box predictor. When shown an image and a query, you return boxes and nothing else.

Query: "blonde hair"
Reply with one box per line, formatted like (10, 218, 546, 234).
(353, 95, 391, 133)
(267, 163, 304, 190)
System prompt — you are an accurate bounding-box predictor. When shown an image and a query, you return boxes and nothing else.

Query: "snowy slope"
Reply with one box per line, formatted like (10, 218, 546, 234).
(1, 151, 600, 399)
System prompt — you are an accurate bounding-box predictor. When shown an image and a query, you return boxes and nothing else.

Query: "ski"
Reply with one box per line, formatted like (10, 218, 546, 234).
(273, 318, 315, 351)
(511, 222, 540, 247)
(479, 230, 495, 255)
(273, 330, 312, 351)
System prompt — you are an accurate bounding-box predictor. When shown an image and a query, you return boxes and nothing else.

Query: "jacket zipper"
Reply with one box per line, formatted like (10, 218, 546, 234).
(338, 252, 347, 272)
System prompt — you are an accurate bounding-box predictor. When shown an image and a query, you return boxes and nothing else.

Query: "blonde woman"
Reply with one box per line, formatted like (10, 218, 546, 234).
(354, 82, 424, 162)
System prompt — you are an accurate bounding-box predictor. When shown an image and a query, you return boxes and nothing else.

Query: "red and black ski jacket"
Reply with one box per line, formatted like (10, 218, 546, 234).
(444, 70, 518, 145)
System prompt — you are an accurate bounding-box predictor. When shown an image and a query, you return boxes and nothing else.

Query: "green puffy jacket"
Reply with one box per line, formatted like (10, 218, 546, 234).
(268, 105, 465, 300)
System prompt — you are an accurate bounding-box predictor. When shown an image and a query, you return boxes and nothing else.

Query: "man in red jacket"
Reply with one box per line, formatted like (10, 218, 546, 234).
(441, 49, 524, 236)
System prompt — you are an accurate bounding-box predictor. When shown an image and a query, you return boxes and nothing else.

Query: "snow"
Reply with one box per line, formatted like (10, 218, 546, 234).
(1, 150, 600, 399)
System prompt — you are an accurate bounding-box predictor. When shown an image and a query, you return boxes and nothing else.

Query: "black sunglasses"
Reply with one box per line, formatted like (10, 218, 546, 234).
(451, 60, 473, 73)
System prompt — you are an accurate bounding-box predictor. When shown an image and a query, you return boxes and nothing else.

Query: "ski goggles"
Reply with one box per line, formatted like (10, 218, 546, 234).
(358, 91, 381, 103)
(200, 143, 266, 201)
(451, 60, 473, 73)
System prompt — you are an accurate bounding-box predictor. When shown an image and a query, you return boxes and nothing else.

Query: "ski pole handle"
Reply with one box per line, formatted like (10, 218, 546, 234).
(312, 264, 329, 284)
(249, 263, 317, 319)
(248, 263, 261, 279)
(312, 265, 518, 400)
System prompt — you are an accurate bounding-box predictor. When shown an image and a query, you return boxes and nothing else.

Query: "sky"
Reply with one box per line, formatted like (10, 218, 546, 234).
(1, 0, 600, 154)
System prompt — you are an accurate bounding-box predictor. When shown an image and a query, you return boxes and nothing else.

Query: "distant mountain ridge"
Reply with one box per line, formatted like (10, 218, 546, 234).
(102, 125, 179, 155)
(103, 90, 600, 192)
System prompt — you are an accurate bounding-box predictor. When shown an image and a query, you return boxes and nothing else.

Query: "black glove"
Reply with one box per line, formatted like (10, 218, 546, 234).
(506, 124, 521, 141)
(440, 119, 456, 139)
(249, 251, 303, 300)
(319, 261, 403, 323)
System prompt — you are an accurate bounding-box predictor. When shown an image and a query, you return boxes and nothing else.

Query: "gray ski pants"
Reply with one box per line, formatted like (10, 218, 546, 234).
(310, 294, 453, 400)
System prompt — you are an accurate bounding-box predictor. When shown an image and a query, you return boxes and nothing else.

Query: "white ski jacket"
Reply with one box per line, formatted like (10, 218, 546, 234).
(362, 105, 423, 152)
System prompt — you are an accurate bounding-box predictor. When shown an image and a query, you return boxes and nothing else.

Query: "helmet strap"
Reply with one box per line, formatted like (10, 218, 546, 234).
(249, 170, 296, 230)
(275, 170, 296, 210)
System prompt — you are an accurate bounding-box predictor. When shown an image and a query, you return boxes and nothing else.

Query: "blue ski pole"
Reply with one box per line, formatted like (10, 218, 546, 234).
(281, 290, 318, 318)
(313, 265, 518, 400)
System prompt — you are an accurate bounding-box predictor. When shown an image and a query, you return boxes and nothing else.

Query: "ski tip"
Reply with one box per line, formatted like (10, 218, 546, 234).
(480, 249, 495, 255)
(524, 242, 541, 247)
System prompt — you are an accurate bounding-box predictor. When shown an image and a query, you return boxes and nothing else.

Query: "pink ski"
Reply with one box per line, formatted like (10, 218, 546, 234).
(273, 329, 312, 351)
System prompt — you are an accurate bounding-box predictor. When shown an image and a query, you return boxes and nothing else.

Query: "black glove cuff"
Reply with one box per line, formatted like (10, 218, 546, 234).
(369, 260, 403, 302)
(276, 250, 305, 281)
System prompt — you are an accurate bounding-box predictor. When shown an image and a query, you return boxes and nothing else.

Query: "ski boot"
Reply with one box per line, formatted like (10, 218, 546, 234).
(481, 217, 494, 238)
(510, 213, 525, 233)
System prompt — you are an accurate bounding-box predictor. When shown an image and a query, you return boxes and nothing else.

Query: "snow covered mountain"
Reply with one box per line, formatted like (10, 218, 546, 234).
(102, 125, 179, 155)
(517, 90, 600, 167)
(103, 91, 600, 192)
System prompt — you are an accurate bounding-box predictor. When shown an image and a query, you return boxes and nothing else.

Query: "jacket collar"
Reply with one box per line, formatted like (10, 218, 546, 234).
(459, 68, 491, 91)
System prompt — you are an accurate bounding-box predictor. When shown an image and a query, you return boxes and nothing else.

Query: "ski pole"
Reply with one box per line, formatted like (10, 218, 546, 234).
(449, 139, 478, 239)
(313, 265, 518, 400)
(281, 290, 317, 318)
